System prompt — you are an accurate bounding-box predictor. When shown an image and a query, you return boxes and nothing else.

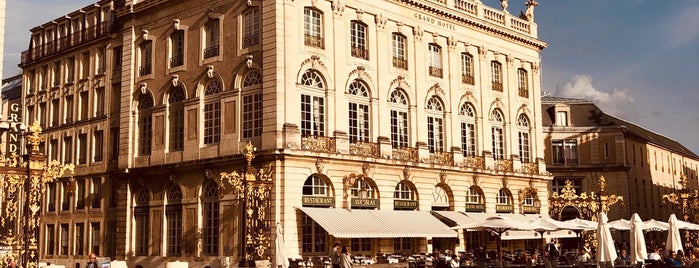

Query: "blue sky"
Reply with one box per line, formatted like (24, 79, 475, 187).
(5, 0, 699, 154)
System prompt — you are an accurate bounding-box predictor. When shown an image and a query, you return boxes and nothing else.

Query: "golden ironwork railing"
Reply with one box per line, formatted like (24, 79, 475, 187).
(301, 135, 336, 154)
(392, 147, 418, 162)
(349, 141, 380, 158)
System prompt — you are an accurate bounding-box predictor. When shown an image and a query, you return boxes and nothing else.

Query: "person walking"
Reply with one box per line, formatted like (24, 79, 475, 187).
(331, 243, 341, 268)
(86, 253, 98, 268)
(340, 246, 352, 268)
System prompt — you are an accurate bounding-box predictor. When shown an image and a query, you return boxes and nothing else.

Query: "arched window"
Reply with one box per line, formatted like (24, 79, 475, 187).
(496, 188, 512, 205)
(348, 80, 370, 143)
(389, 89, 409, 148)
(302, 175, 330, 196)
(202, 182, 220, 256)
(243, 70, 263, 138)
(166, 185, 183, 256)
(491, 109, 505, 160)
(300, 70, 325, 136)
(517, 114, 531, 163)
(466, 186, 482, 204)
(168, 86, 185, 151)
(394, 181, 417, 211)
(138, 93, 154, 156)
(203, 80, 222, 144)
(350, 180, 375, 199)
(431, 185, 450, 210)
(426, 96, 444, 153)
(459, 102, 477, 156)
(134, 188, 150, 256)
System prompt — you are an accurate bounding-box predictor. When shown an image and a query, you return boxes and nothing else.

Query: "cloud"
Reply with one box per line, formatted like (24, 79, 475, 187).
(554, 75, 636, 119)
(666, 5, 699, 48)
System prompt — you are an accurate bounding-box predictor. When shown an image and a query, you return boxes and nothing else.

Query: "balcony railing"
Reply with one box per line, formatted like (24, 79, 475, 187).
(351, 46, 369, 60)
(21, 21, 113, 65)
(463, 156, 485, 169)
(203, 45, 220, 59)
(392, 147, 418, 162)
(494, 159, 513, 172)
(244, 34, 259, 47)
(519, 87, 528, 98)
(462, 74, 474, 85)
(349, 141, 380, 158)
(521, 162, 539, 175)
(301, 135, 336, 154)
(455, 0, 478, 15)
(304, 34, 324, 49)
(429, 151, 454, 166)
(170, 55, 184, 68)
(139, 64, 152, 76)
(393, 57, 407, 69)
(492, 81, 503, 91)
(429, 67, 443, 78)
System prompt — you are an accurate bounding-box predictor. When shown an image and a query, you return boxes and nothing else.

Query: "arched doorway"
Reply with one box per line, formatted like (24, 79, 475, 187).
(560, 206, 581, 221)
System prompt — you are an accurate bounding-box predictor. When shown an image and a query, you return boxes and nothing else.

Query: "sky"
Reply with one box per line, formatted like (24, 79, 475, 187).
(5, 0, 699, 154)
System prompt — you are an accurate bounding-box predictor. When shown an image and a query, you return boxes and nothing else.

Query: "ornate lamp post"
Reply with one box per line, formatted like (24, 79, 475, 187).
(0, 120, 74, 268)
(661, 173, 699, 248)
(219, 142, 273, 267)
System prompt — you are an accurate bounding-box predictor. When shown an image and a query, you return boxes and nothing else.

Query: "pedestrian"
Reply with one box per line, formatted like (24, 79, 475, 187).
(331, 243, 341, 268)
(340, 246, 352, 268)
(87, 252, 98, 268)
(8, 260, 16, 268)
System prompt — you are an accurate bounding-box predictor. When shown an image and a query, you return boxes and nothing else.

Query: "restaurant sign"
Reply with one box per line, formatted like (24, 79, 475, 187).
(394, 200, 418, 209)
(495, 205, 513, 213)
(351, 198, 379, 208)
(464, 203, 485, 212)
(302, 196, 334, 207)
(522, 206, 539, 214)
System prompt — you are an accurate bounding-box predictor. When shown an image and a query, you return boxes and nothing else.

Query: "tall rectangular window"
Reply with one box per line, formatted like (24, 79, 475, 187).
(139, 112, 153, 155)
(301, 94, 325, 136)
(428, 44, 442, 77)
(112, 46, 122, 73)
(95, 87, 105, 116)
(64, 136, 73, 164)
(51, 99, 60, 127)
(427, 116, 444, 153)
(243, 10, 259, 47)
(96, 47, 106, 74)
(491, 127, 504, 159)
(518, 69, 529, 98)
(66, 57, 75, 83)
(461, 53, 474, 85)
(303, 8, 323, 48)
(166, 207, 182, 255)
(170, 30, 185, 67)
(555, 111, 568, 126)
(39, 102, 47, 127)
(519, 132, 530, 163)
(110, 127, 119, 160)
(62, 181, 71, 211)
(81, 52, 90, 78)
(93, 130, 103, 162)
(242, 93, 263, 138)
(203, 102, 221, 144)
(134, 206, 149, 256)
(76, 179, 86, 209)
(390, 110, 408, 148)
(80, 91, 89, 120)
(491, 61, 503, 91)
(75, 223, 85, 256)
(47, 183, 56, 212)
(46, 224, 56, 255)
(90, 222, 100, 255)
(348, 103, 369, 143)
(65, 95, 74, 123)
(60, 224, 69, 255)
(204, 19, 220, 58)
(53, 61, 61, 87)
(392, 34, 407, 69)
(169, 105, 185, 151)
(78, 133, 87, 164)
(461, 122, 476, 156)
(139, 41, 152, 76)
(50, 139, 59, 161)
(91, 177, 101, 209)
(301, 214, 327, 254)
(202, 198, 220, 256)
(350, 21, 368, 60)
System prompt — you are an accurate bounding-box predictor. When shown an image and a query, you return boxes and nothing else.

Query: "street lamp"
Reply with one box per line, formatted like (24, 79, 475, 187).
(0, 120, 74, 268)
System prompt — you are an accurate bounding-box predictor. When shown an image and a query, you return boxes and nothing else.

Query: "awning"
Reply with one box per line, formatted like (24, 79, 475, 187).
(432, 211, 474, 226)
(297, 207, 457, 238)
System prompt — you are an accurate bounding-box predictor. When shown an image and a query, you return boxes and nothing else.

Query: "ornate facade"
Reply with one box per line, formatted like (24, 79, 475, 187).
(19, 0, 551, 267)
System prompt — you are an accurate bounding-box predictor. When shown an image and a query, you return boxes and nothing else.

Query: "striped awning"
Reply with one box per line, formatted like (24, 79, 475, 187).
(297, 207, 457, 238)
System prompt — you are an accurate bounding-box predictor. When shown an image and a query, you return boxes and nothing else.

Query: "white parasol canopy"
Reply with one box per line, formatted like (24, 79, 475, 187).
(564, 218, 598, 231)
(629, 213, 647, 264)
(608, 219, 632, 231)
(677, 219, 699, 231)
(596, 212, 617, 264)
(666, 214, 683, 253)
(275, 222, 290, 268)
(451, 216, 538, 262)
(643, 219, 669, 231)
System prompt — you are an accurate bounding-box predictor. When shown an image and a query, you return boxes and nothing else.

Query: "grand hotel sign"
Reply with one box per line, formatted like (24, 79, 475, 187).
(3, 102, 22, 155)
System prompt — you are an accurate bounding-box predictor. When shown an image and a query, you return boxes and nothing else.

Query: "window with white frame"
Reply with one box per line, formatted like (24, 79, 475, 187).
(518, 68, 528, 98)
(350, 180, 375, 199)
(517, 114, 531, 163)
(302, 175, 329, 196)
(552, 139, 578, 164)
(202, 182, 220, 256)
(204, 19, 220, 58)
(466, 186, 483, 204)
(491, 61, 503, 91)
(389, 89, 409, 148)
(392, 33, 407, 69)
(242, 70, 263, 138)
(459, 102, 477, 156)
(555, 111, 568, 126)
(203, 80, 222, 145)
(461, 53, 474, 85)
(491, 109, 505, 160)
(394, 181, 415, 201)
(426, 96, 444, 153)
(428, 44, 442, 77)
(300, 70, 325, 136)
(243, 9, 260, 47)
(138, 93, 154, 155)
(350, 21, 368, 59)
(170, 30, 185, 68)
(134, 188, 149, 256)
(166, 185, 183, 256)
(496, 188, 511, 205)
(303, 8, 323, 48)
(348, 80, 370, 143)
(168, 86, 185, 151)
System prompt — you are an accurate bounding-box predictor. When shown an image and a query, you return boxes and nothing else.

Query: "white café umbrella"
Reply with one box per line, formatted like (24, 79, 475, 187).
(529, 216, 571, 255)
(666, 214, 683, 253)
(677, 219, 699, 231)
(608, 219, 632, 231)
(643, 219, 669, 232)
(596, 212, 617, 265)
(451, 216, 538, 263)
(564, 218, 598, 231)
(275, 222, 290, 268)
(629, 213, 648, 264)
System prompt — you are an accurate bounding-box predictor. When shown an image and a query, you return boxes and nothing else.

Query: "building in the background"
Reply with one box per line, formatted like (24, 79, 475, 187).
(19, 0, 551, 267)
(0, 74, 22, 156)
(541, 96, 699, 230)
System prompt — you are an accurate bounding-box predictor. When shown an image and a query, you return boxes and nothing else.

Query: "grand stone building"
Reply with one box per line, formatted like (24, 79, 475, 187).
(19, 0, 551, 267)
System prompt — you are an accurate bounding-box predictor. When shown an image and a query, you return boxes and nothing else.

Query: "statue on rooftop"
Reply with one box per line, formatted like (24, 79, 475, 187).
(525, 0, 539, 21)
(500, 0, 508, 13)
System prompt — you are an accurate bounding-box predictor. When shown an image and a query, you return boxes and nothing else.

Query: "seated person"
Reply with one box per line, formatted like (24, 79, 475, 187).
(576, 249, 591, 264)
(649, 248, 663, 261)
(615, 249, 630, 265)
(666, 251, 683, 268)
